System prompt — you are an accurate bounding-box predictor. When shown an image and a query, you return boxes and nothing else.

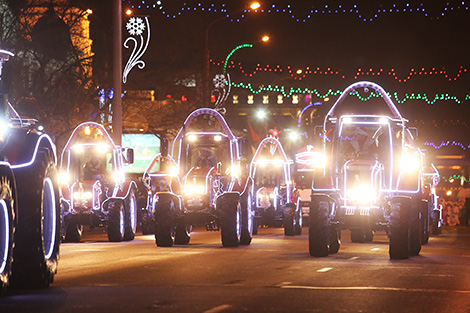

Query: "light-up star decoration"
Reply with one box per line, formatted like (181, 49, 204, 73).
(123, 16, 150, 83)
(269, 127, 282, 139)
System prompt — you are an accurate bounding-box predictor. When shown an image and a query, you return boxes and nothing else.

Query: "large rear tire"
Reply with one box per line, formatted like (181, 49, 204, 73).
(294, 205, 303, 236)
(240, 191, 253, 245)
(420, 200, 430, 245)
(309, 200, 330, 257)
(153, 194, 177, 247)
(329, 228, 340, 254)
(409, 198, 422, 256)
(283, 203, 296, 236)
(174, 218, 191, 245)
(389, 198, 410, 259)
(11, 150, 61, 289)
(350, 229, 366, 243)
(123, 189, 137, 241)
(219, 193, 241, 247)
(64, 223, 82, 243)
(107, 200, 125, 242)
(0, 167, 16, 296)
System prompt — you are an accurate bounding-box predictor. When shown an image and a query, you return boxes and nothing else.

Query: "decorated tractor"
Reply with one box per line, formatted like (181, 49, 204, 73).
(308, 81, 438, 259)
(140, 151, 181, 235)
(152, 108, 253, 247)
(0, 49, 61, 294)
(59, 122, 137, 242)
(248, 136, 301, 235)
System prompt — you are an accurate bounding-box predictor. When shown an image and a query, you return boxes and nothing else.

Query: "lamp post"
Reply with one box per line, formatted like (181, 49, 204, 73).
(112, 0, 122, 145)
(204, 2, 261, 103)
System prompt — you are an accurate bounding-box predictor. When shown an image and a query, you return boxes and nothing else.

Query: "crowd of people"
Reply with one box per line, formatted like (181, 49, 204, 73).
(440, 196, 470, 226)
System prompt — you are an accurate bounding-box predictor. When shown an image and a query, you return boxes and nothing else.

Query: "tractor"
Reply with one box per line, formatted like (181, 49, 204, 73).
(140, 151, 181, 235)
(0, 49, 61, 294)
(248, 136, 301, 235)
(152, 108, 253, 247)
(59, 122, 137, 242)
(308, 81, 438, 259)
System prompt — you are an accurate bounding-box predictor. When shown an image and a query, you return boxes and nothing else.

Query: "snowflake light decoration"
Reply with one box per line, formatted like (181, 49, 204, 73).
(126, 17, 145, 36)
(123, 16, 150, 83)
(211, 73, 231, 109)
(213, 74, 227, 89)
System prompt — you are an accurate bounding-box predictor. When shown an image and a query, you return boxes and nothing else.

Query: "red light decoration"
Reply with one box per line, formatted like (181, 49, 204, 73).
(211, 61, 469, 83)
(269, 126, 282, 139)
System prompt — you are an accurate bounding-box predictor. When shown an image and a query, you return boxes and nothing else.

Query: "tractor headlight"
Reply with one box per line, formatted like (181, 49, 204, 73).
(113, 171, 125, 183)
(347, 185, 375, 204)
(58, 171, 70, 185)
(400, 154, 420, 173)
(311, 152, 327, 168)
(230, 165, 240, 178)
(273, 159, 283, 167)
(73, 191, 93, 200)
(169, 165, 179, 177)
(184, 184, 205, 195)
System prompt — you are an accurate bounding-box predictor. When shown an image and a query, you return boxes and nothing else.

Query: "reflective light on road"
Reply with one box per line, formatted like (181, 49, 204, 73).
(317, 267, 333, 273)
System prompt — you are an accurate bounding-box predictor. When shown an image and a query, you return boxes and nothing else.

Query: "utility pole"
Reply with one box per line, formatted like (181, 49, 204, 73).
(112, 0, 122, 145)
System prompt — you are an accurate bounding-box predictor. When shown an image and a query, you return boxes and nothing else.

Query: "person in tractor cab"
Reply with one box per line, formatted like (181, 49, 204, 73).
(346, 127, 380, 160)
(83, 155, 106, 180)
(196, 147, 217, 168)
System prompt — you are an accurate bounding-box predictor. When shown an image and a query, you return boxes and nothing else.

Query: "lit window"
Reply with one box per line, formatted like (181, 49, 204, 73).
(233, 95, 239, 104)
(248, 95, 254, 104)
(277, 95, 283, 104)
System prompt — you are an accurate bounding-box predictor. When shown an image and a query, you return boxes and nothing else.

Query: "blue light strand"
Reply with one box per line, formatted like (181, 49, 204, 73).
(423, 141, 470, 151)
(122, 1, 470, 22)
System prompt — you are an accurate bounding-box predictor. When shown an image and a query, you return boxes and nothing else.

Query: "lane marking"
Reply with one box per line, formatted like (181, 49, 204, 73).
(371, 248, 380, 251)
(317, 267, 333, 273)
(349, 257, 359, 260)
(280, 285, 470, 293)
(203, 304, 234, 313)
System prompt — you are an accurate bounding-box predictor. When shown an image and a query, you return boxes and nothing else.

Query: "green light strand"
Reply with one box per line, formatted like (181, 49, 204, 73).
(231, 82, 469, 104)
(441, 175, 470, 183)
(224, 44, 253, 74)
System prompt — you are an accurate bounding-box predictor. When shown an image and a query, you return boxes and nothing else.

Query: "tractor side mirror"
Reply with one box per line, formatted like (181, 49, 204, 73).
(216, 162, 222, 176)
(125, 148, 134, 164)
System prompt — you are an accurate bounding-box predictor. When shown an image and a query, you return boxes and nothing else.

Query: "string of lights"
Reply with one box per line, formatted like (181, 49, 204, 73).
(440, 175, 470, 183)
(123, 1, 470, 22)
(212, 60, 470, 83)
(423, 141, 470, 151)
(230, 81, 470, 104)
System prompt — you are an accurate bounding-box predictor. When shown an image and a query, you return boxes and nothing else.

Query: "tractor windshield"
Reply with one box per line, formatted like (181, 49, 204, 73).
(185, 135, 231, 172)
(338, 123, 390, 161)
(336, 121, 393, 187)
(67, 144, 115, 182)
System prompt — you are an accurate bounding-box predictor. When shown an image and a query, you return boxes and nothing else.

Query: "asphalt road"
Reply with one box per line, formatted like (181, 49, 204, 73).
(2, 226, 470, 313)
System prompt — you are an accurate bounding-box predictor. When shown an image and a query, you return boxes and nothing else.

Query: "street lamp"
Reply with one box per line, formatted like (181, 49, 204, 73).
(204, 2, 262, 102)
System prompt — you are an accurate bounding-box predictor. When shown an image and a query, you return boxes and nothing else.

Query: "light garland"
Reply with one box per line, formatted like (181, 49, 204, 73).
(230, 81, 470, 105)
(440, 175, 470, 183)
(123, 1, 470, 22)
(212, 61, 470, 83)
(423, 141, 470, 151)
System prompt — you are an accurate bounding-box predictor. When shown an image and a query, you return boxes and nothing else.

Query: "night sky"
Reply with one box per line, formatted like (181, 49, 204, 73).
(115, 0, 470, 147)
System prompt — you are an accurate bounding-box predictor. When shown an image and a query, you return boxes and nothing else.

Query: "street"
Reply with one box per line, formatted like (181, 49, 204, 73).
(2, 226, 470, 313)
